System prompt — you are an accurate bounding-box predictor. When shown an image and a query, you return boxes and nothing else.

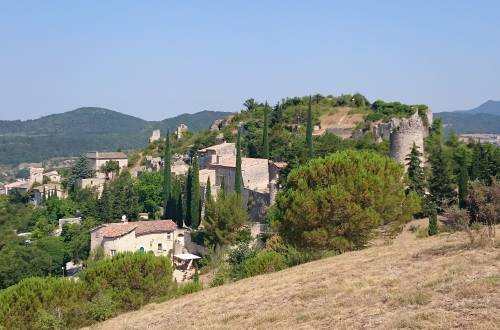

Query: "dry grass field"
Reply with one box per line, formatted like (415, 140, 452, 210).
(89, 222, 500, 330)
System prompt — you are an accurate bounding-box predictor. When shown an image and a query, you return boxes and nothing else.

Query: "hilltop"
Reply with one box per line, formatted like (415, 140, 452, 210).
(0, 108, 232, 165)
(435, 100, 500, 134)
(90, 223, 500, 330)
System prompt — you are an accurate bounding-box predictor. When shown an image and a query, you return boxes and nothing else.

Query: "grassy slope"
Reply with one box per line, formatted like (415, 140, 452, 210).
(90, 223, 500, 330)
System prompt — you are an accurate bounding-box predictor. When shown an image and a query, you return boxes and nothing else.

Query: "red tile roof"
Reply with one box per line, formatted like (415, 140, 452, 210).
(95, 220, 177, 238)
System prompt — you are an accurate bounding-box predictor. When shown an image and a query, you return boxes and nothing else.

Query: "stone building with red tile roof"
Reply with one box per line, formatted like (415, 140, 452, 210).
(90, 219, 178, 257)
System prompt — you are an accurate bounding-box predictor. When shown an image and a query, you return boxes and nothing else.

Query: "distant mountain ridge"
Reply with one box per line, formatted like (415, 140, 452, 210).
(435, 100, 500, 134)
(0, 107, 232, 165)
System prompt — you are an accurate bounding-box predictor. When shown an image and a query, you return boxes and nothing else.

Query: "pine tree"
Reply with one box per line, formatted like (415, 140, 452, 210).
(405, 143, 426, 198)
(190, 155, 200, 228)
(163, 131, 172, 218)
(428, 206, 439, 236)
(262, 101, 269, 160)
(98, 183, 114, 223)
(306, 95, 313, 158)
(429, 145, 456, 208)
(235, 130, 243, 195)
(458, 163, 469, 208)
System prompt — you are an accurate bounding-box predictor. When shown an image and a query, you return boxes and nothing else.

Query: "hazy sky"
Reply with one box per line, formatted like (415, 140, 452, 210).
(1, 0, 499, 120)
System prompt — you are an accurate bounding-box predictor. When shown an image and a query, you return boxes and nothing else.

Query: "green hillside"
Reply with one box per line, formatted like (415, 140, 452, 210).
(435, 112, 500, 134)
(0, 108, 232, 165)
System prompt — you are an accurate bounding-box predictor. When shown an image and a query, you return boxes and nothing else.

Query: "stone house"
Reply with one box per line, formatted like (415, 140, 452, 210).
(29, 167, 44, 184)
(43, 170, 61, 183)
(90, 220, 178, 257)
(55, 217, 81, 236)
(209, 157, 270, 193)
(86, 152, 129, 179)
(32, 183, 67, 205)
(198, 142, 236, 169)
(4, 180, 31, 195)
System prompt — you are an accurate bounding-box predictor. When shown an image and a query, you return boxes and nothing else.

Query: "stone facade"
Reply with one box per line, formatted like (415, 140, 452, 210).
(78, 178, 106, 196)
(86, 152, 129, 179)
(32, 183, 66, 206)
(29, 167, 44, 184)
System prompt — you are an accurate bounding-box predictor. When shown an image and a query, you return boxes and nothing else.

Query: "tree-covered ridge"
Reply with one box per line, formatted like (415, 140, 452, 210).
(0, 108, 232, 165)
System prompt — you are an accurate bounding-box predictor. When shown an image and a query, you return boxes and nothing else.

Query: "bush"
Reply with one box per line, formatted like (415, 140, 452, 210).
(0, 277, 88, 330)
(176, 281, 203, 296)
(238, 250, 288, 278)
(86, 293, 116, 322)
(80, 252, 175, 311)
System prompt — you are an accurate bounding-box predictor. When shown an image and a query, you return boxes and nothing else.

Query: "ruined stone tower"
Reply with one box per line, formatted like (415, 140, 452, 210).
(389, 112, 427, 165)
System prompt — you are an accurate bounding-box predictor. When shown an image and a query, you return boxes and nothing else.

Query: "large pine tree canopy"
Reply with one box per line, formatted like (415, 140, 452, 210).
(271, 150, 419, 251)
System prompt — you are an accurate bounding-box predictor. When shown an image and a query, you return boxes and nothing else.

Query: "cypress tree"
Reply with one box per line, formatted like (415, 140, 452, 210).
(458, 163, 469, 208)
(262, 101, 269, 160)
(205, 177, 212, 202)
(428, 206, 439, 236)
(235, 130, 243, 195)
(190, 155, 200, 229)
(176, 192, 184, 227)
(405, 143, 426, 198)
(185, 167, 192, 227)
(163, 131, 172, 218)
(306, 95, 313, 158)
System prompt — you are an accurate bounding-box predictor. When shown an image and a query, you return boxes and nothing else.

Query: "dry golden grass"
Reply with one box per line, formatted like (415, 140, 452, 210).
(316, 107, 365, 137)
(88, 222, 500, 330)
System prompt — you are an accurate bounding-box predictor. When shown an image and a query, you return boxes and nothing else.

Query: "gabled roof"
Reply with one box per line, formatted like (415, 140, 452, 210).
(93, 220, 177, 238)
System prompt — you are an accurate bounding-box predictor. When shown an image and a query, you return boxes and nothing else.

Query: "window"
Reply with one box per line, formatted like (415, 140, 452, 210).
(158, 243, 162, 251)
(167, 233, 172, 240)
(110, 249, 116, 256)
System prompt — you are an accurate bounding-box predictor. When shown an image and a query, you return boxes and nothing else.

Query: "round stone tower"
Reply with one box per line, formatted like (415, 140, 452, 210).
(389, 111, 429, 165)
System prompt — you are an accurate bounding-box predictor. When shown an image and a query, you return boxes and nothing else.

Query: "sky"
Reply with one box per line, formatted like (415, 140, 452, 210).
(1, 0, 500, 121)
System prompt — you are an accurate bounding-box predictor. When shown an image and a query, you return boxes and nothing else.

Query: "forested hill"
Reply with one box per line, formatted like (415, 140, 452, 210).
(0, 107, 232, 165)
(435, 100, 500, 134)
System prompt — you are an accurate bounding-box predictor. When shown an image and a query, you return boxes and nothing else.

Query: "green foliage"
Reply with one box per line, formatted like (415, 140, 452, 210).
(235, 131, 243, 195)
(67, 156, 95, 191)
(135, 171, 163, 217)
(271, 150, 419, 251)
(0, 277, 88, 329)
(97, 171, 140, 222)
(236, 250, 287, 279)
(80, 252, 175, 312)
(366, 100, 427, 122)
(306, 96, 313, 158)
(428, 207, 439, 236)
(176, 280, 203, 296)
(163, 133, 172, 217)
(406, 143, 426, 198)
(100, 160, 120, 178)
(262, 102, 270, 159)
(202, 192, 249, 247)
(191, 155, 201, 228)
(429, 145, 456, 208)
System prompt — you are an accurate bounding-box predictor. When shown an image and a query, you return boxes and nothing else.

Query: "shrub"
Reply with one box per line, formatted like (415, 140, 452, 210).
(0, 277, 88, 330)
(80, 252, 175, 311)
(86, 293, 116, 322)
(238, 250, 288, 278)
(176, 281, 203, 296)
